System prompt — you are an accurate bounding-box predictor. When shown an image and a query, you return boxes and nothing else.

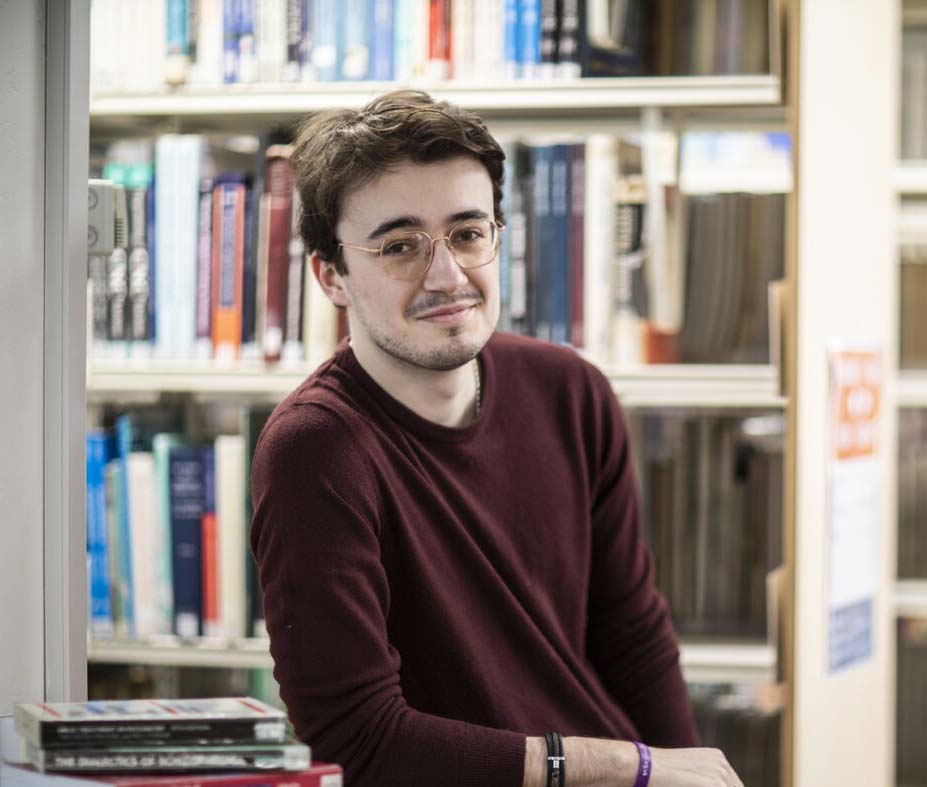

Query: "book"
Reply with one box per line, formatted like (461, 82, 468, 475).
(1, 762, 343, 787)
(27, 741, 310, 774)
(216, 434, 248, 639)
(86, 432, 116, 638)
(211, 174, 248, 362)
(169, 445, 207, 637)
(14, 699, 287, 750)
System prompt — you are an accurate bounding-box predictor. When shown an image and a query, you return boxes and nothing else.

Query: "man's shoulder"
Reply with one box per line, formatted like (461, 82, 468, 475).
(486, 332, 608, 391)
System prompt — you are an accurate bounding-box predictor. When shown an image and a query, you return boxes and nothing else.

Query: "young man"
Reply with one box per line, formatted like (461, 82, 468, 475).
(250, 90, 743, 787)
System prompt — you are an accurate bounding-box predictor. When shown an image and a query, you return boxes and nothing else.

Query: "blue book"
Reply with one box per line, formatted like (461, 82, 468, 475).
(166, 0, 189, 58)
(342, 0, 370, 80)
(86, 431, 115, 638)
(371, 0, 394, 81)
(531, 145, 553, 342)
(312, 0, 340, 81)
(114, 415, 137, 636)
(238, 0, 257, 82)
(169, 445, 206, 638)
(504, 0, 520, 78)
(550, 144, 571, 345)
(518, 0, 540, 78)
(223, 0, 240, 83)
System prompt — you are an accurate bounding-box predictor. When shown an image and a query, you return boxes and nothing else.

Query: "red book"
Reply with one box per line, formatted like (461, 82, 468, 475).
(428, 0, 451, 79)
(0, 762, 343, 787)
(569, 143, 585, 348)
(260, 146, 296, 363)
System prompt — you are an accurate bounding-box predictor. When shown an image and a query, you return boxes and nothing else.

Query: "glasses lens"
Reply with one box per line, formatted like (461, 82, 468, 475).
(381, 232, 431, 280)
(448, 220, 497, 269)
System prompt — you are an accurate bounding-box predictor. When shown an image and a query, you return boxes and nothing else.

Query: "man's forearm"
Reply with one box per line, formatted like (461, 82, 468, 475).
(522, 737, 638, 787)
(522, 736, 745, 787)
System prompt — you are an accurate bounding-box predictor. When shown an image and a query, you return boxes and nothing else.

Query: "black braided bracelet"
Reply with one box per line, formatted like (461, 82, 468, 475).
(545, 732, 565, 787)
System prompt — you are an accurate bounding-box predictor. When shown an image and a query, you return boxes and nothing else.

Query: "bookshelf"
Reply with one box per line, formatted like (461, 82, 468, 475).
(87, 358, 784, 409)
(86, 637, 777, 686)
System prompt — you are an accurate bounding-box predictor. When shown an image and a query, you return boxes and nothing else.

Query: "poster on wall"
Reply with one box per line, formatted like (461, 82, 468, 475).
(827, 346, 882, 674)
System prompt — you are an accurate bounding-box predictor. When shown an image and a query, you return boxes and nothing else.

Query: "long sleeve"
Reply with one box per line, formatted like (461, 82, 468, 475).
(582, 370, 699, 748)
(249, 404, 526, 787)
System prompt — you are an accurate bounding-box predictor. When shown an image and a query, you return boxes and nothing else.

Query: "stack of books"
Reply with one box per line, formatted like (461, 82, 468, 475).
(1, 698, 341, 787)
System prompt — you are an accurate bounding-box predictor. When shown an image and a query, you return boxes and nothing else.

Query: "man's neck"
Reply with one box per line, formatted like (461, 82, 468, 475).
(349, 336, 480, 428)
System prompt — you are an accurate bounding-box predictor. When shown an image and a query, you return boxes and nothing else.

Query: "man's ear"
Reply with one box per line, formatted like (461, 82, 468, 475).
(310, 251, 351, 308)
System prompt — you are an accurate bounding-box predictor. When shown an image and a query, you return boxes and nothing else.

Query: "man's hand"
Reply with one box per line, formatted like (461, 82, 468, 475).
(523, 737, 745, 787)
(650, 745, 744, 787)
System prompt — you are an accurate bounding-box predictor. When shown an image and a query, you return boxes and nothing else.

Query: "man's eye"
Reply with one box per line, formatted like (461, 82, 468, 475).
(453, 228, 484, 243)
(383, 240, 417, 256)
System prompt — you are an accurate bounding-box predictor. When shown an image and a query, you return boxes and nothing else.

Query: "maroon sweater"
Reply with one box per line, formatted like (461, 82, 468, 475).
(250, 332, 697, 787)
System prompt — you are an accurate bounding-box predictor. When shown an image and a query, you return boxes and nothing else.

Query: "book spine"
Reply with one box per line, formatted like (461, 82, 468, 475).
(550, 143, 570, 344)
(18, 763, 343, 787)
(151, 433, 178, 633)
(507, 145, 529, 327)
(284, 0, 305, 80)
(192, 0, 223, 84)
(531, 145, 552, 341)
(241, 175, 260, 357)
(342, 0, 371, 80)
(106, 244, 129, 351)
(216, 434, 247, 639)
(176, 136, 204, 360)
(86, 432, 115, 637)
(312, 0, 339, 80)
(128, 452, 160, 637)
(427, 0, 451, 80)
(256, 0, 286, 82)
(155, 136, 175, 358)
(127, 184, 152, 347)
(169, 446, 205, 638)
(556, 0, 581, 77)
(393, 0, 413, 81)
(282, 188, 306, 361)
(88, 254, 109, 356)
(568, 141, 585, 347)
(114, 415, 136, 636)
(518, 0, 540, 78)
(504, 0, 520, 78)
(224, 0, 240, 82)
(147, 168, 158, 348)
(539, 0, 558, 78)
(211, 178, 247, 362)
(166, 0, 191, 85)
(262, 151, 296, 362)
(104, 459, 128, 636)
(238, 0, 258, 82)
(451, 0, 474, 81)
(201, 445, 221, 637)
(372, 0, 395, 80)
(195, 177, 214, 357)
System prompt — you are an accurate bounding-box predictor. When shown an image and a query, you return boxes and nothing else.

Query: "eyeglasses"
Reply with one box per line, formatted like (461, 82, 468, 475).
(338, 218, 503, 281)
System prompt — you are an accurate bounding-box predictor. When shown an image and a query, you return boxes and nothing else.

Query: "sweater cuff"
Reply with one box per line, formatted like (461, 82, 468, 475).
(459, 728, 527, 787)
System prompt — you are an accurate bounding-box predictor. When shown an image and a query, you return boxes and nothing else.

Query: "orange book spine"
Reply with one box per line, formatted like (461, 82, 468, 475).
(201, 510, 219, 635)
(211, 178, 246, 361)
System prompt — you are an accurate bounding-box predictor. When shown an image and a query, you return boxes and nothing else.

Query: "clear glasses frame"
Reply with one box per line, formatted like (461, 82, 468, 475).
(337, 218, 504, 281)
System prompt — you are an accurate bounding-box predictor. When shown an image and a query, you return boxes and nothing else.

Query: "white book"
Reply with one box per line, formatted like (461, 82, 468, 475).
(303, 265, 339, 367)
(147, 0, 167, 89)
(151, 433, 179, 634)
(126, 452, 162, 638)
(473, 0, 504, 80)
(255, 0, 287, 83)
(583, 134, 617, 362)
(155, 135, 178, 360)
(175, 135, 205, 360)
(452, 0, 475, 81)
(192, 0, 224, 85)
(215, 434, 247, 640)
(409, 0, 430, 80)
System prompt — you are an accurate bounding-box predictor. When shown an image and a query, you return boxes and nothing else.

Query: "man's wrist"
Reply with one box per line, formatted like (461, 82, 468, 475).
(523, 736, 641, 787)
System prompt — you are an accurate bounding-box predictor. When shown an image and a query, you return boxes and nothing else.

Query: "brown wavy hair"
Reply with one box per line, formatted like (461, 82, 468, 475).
(291, 90, 506, 275)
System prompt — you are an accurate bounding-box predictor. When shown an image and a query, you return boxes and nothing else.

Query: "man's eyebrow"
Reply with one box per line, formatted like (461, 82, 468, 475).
(365, 209, 491, 242)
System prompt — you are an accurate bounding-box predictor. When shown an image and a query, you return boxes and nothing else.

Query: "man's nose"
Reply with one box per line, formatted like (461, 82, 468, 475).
(422, 238, 469, 292)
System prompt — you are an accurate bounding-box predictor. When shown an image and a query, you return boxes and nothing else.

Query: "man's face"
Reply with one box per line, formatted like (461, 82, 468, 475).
(333, 156, 500, 372)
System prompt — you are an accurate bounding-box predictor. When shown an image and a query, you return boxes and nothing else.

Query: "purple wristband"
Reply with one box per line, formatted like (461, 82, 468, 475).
(633, 741, 652, 787)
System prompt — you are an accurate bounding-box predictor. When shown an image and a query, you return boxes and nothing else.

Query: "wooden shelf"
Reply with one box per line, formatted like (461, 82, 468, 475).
(897, 371, 927, 408)
(895, 581, 927, 617)
(88, 636, 776, 684)
(89, 76, 784, 133)
(87, 358, 784, 409)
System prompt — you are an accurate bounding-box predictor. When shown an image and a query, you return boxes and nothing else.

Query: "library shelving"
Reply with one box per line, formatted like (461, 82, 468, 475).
(86, 636, 777, 686)
(896, 370, 927, 408)
(894, 580, 927, 618)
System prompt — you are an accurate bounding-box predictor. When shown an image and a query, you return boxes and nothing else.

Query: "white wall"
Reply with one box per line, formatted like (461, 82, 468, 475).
(792, 1, 898, 786)
(0, 0, 50, 715)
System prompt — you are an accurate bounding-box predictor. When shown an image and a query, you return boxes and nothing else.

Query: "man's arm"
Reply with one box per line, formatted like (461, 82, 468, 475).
(522, 737, 744, 787)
